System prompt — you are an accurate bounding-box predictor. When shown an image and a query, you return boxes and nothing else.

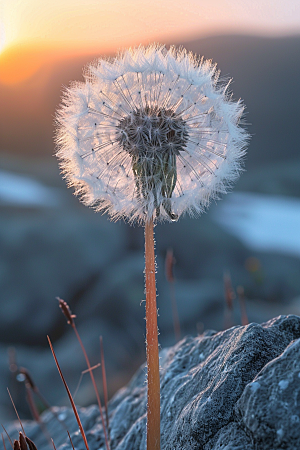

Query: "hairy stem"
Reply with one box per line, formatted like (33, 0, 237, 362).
(145, 218, 160, 450)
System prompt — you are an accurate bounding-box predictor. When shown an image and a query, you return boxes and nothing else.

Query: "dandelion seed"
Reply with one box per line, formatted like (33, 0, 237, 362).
(55, 44, 247, 224)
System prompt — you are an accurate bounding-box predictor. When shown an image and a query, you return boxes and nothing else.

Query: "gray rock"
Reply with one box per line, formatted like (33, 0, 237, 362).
(0, 209, 126, 345)
(236, 327, 300, 449)
(5, 315, 300, 450)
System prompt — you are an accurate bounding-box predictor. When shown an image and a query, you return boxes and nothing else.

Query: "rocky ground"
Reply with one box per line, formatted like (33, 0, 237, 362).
(5, 315, 300, 450)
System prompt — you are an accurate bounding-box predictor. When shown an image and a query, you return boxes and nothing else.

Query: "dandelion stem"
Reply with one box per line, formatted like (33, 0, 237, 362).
(144, 218, 160, 450)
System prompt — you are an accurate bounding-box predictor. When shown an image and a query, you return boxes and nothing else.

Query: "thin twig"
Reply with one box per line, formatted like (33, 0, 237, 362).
(73, 364, 101, 400)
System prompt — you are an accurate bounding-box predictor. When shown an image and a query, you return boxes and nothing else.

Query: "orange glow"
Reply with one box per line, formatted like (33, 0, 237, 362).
(0, 45, 45, 85)
(0, 42, 108, 85)
(1, 0, 299, 85)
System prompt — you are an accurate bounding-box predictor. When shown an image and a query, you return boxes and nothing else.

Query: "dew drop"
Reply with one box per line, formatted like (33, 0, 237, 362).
(16, 374, 26, 382)
(58, 412, 67, 421)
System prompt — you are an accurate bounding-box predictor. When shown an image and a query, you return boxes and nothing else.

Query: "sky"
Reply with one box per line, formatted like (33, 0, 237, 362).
(0, 0, 300, 85)
(1, 0, 300, 55)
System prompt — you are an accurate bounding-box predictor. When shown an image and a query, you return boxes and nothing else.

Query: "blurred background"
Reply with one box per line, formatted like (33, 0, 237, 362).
(1, 0, 300, 423)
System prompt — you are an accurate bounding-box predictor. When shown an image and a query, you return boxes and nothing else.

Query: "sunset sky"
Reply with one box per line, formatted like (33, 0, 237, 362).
(1, 0, 300, 53)
(0, 0, 300, 85)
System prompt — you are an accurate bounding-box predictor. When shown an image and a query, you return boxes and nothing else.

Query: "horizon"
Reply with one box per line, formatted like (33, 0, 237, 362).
(1, 32, 300, 164)
(1, 30, 300, 86)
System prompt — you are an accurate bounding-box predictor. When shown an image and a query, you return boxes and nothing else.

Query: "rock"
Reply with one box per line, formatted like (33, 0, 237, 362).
(4, 315, 300, 450)
(0, 208, 127, 345)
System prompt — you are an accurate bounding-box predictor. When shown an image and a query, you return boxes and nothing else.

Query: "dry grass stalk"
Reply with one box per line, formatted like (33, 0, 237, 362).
(67, 431, 76, 450)
(2, 425, 13, 449)
(6, 390, 25, 437)
(2, 433, 7, 450)
(47, 336, 90, 450)
(237, 285, 249, 326)
(100, 336, 109, 432)
(25, 389, 40, 423)
(57, 298, 110, 450)
(223, 271, 235, 329)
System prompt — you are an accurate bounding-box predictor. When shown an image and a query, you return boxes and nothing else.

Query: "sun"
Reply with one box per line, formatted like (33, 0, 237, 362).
(0, 21, 6, 54)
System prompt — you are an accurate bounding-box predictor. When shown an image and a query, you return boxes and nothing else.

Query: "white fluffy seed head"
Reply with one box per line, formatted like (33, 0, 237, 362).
(55, 44, 248, 224)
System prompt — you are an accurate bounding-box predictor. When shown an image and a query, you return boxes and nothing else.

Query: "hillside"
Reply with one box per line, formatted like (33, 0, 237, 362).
(0, 34, 300, 170)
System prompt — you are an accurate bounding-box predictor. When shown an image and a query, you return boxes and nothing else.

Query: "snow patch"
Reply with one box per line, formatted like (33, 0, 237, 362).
(0, 170, 62, 207)
(213, 192, 300, 258)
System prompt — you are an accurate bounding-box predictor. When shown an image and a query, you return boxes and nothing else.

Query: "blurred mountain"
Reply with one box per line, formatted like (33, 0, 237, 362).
(0, 34, 300, 169)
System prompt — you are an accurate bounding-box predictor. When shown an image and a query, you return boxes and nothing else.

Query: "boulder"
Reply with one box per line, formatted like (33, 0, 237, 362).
(5, 315, 300, 449)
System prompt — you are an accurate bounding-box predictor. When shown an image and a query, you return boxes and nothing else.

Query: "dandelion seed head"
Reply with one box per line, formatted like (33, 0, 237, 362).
(55, 44, 248, 224)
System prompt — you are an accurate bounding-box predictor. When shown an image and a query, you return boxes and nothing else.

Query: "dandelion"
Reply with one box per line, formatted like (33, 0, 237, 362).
(55, 44, 248, 450)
